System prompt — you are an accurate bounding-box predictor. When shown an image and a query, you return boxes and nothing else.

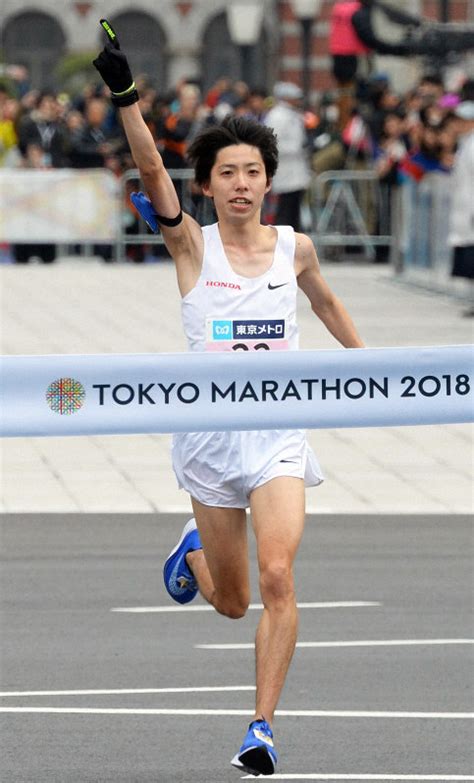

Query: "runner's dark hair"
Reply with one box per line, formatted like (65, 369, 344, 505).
(187, 115, 278, 186)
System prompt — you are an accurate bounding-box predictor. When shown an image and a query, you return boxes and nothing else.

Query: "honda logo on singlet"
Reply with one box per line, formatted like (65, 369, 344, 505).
(205, 281, 242, 291)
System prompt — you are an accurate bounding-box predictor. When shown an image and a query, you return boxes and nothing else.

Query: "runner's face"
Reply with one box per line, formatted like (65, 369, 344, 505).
(203, 144, 271, 221)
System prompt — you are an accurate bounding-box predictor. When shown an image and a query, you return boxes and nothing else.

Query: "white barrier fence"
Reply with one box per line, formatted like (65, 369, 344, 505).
(0, 346, 472, 438)
(0, 169, 120, 242)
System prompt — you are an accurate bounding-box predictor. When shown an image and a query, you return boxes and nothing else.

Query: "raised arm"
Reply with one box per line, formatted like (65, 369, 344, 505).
(93, 20, 202, 290)
(119, 103, 181, 220)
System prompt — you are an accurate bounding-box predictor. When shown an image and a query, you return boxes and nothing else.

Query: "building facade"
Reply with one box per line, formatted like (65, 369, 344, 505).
(1, 0, 472, 98)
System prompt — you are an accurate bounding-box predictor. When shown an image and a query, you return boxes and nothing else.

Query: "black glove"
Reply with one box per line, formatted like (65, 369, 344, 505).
(93, 19, 139, 107)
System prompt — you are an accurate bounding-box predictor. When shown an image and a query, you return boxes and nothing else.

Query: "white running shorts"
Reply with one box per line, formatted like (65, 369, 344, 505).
(172, 428, 323, 508)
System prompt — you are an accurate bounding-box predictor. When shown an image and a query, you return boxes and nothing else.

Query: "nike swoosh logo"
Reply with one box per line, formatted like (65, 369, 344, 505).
(280, 459, 297, 464)
(268, 282, 289, 290)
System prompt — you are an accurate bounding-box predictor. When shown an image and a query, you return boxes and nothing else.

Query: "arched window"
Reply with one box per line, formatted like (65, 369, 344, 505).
(2, 11, 66, 89)
(108, 11, 167, 88)
(201, 12, 269, 93)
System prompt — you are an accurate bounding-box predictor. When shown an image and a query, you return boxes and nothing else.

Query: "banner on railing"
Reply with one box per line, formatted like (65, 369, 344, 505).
(0, 169, 119, 242)
(0, 346, 472, 438)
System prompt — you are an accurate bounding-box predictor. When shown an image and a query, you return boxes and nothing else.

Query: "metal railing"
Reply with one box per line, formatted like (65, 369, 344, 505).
(310, 169, 392, 261)
(390, 171, 472, 298)
(392, 173, 451, 275)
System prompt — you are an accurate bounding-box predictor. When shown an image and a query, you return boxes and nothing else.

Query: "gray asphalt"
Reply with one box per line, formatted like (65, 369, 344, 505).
(0, 513, 473, 782)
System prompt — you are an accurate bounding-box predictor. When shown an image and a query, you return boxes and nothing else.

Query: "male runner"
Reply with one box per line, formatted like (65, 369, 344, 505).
(94, 21, 364, 777)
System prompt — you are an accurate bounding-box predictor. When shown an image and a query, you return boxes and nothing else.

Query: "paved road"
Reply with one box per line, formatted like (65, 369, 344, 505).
(1, 513, 472, 782)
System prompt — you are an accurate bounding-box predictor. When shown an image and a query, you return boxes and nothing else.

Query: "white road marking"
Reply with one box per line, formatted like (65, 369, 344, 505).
(0, 708, 472, 719)
(241, 775, 474, 781)
(111, 601, 381, 613)
(0, 685, 256, 698)
(196, 639, 474, 650)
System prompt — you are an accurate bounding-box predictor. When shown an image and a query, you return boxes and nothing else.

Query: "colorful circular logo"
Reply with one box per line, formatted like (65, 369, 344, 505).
(46, 378, 86, 415)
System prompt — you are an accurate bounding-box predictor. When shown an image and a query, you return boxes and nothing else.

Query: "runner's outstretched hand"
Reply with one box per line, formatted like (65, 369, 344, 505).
(92, 19, 138, 106)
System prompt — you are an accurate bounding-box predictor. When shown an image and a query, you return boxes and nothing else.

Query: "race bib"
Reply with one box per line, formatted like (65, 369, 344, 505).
(206, 318, 289, 352)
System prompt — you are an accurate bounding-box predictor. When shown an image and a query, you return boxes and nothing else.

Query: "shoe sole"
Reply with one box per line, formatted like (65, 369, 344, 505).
(231, 747, 276, 776)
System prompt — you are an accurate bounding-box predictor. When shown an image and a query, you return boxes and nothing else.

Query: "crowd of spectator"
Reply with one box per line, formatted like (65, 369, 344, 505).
(0, 64, 473, 269)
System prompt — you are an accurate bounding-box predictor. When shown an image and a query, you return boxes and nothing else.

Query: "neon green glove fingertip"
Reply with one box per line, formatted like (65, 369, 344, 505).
(100, 18, 117, 43)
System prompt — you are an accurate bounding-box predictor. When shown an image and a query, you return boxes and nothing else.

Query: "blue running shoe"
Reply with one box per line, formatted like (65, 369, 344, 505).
(163, 518, 201, 604)
(231, 718, 277, 776)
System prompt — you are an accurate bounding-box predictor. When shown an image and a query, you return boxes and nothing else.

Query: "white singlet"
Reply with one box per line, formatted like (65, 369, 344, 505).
(171, 222, 323, 508)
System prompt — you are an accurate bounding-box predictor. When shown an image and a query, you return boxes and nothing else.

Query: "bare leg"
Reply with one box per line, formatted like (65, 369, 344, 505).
(249, 477, 306, 725)
(186, 499, 250, 619)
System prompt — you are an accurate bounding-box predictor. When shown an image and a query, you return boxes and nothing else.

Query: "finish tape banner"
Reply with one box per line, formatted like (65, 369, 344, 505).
(0, 345, 472, 438)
